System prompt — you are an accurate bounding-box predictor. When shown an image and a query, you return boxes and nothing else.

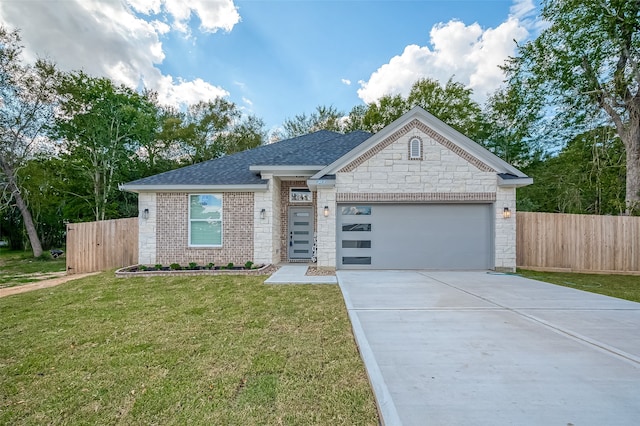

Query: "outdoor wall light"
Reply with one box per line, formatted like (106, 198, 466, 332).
(503, 207, 511, 219)
(141, 208, 150, 220)
(260, 208, 266, 219)
(323, 206, 330, 217)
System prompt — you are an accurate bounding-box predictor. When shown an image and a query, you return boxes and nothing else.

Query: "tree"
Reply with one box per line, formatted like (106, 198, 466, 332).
(518, 127, 626, 215)
(408, 78, 486, 141)
(282, 105, 345, 138)
(0, 27, 57, 257)
(347, 94, 408, 134)
(507, 0, 640, 213)
(54, 71, 158, 221)
(345, 78, 486, 139)
(178, 99, 265, 164)
(483, 85, 543, 167)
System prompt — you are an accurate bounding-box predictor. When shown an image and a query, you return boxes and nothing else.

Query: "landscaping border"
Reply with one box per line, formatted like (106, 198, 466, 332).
(115, 264, 276, 278)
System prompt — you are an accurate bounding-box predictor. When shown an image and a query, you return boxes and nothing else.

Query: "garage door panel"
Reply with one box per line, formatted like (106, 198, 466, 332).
(337, 203, 493, 270)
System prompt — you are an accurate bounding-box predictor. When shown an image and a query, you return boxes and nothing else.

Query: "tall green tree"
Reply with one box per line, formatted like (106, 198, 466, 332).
(178, 99, 265, 164)
(483, 85, 543, 167)
(0, 27, 57, 257)
(54, 71, 158, 221)
(347, 94, 408, 134)
(345, 78, 486, 141)
(518, 127, 626, 215)
(281, 105, 345, 139)
(408, 78, 486, 141)
(507, 0, 640, 213)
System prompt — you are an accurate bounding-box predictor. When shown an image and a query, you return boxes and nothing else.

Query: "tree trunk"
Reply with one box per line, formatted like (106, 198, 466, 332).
(10, 180, 43, 257)
(622, 108, 640, 214)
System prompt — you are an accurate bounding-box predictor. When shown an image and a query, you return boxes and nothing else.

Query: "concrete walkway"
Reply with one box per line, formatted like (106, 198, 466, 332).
(338, 270, 640, 426)
(264, 264, 337, 284)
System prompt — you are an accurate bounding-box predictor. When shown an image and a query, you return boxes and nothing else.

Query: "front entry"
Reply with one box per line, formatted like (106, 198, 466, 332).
(288, 207, 314, 260)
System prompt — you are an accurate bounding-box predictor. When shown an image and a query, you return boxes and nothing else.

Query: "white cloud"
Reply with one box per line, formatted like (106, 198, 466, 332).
(341, 78, 351, 86)
(357, 0, 534, 104)
(162, 0, 240, 34)
(0, 0, 239, 108)
(242, 97, 253, 107)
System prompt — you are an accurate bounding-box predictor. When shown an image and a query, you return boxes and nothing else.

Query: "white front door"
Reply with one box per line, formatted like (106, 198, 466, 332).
(288, 207, 314, 259)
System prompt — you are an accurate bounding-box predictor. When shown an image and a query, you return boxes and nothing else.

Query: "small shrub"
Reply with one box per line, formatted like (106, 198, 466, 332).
(188, 262, 198, 270)
(244, 261, 254, 270)
(154, 264, 163, 270)
(207, 262, 215, 269)
(170, 263, 182, 270)
(138, 265, 148, 271)
(226, 262, 234, 270)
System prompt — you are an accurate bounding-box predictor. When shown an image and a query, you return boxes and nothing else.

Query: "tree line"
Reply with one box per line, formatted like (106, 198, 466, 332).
(1, 0, 639, 256)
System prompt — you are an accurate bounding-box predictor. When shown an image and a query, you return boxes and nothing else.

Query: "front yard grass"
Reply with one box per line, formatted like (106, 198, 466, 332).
(0, 273, 378, 425)
(518, 269, 640, 303)
(0, 250, 66, 288)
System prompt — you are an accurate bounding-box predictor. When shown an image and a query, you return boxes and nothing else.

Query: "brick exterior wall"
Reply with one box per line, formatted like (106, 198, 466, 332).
(279, 180, 316, 262)
(155, 192, 254, 266)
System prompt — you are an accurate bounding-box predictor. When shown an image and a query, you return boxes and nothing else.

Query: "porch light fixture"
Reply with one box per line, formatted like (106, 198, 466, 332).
(323, 206, 330, 217)
(260, 208, 266, 219)
(141, 208, 149, 220)
(503, 207, 511, 219)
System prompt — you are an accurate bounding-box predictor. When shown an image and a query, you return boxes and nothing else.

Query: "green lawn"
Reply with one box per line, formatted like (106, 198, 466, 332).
(0, 274, 378, 425)
(518, 269, 640, 303)
(0, 250, 66, 288)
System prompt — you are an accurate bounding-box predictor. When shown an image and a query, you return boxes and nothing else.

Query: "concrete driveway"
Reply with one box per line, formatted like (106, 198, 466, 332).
(337, 270, 640, 426)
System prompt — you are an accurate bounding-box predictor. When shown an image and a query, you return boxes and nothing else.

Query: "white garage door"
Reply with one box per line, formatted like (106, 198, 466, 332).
(337, 204, 493, 269)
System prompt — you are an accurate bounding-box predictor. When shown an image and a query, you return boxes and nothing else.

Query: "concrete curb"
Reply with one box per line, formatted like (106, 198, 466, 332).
(337, 272, 402, 426)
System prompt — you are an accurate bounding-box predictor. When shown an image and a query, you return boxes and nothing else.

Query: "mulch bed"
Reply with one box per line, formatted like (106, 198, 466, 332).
(306, 267, 336, 276)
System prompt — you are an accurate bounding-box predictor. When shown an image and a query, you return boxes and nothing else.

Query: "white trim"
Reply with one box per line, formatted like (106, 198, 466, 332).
(497, 176, 534, 188)
(250, 165, 324, 177)
(119, 183, 268, 193)
(249, 165, 325, 172)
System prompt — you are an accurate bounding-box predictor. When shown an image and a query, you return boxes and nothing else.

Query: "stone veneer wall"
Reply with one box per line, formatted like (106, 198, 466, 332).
(138, 192, 157, 265)
(156, 192, 254, 266)
(328, 122, 519, 271)
(279, 180, 316, 262)
(316, 187, 337, 268)
(253, 175, 282, 265)
(495, 186, 517, 272)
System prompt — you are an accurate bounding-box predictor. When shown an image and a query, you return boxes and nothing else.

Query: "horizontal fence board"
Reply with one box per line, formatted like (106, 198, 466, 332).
(66, 218, 138, 274)
(517, 212, 640, 274)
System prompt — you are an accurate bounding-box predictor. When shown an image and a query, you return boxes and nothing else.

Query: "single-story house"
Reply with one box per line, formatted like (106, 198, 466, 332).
(120, 106, 532, 271)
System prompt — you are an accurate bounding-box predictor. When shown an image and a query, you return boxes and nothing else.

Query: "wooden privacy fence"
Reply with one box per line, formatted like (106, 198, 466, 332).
(66, 218, 138, 274)
(517, 212, 640, 274)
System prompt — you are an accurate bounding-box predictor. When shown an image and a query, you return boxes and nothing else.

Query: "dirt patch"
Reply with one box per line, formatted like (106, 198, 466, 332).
(306, 267, 336, 276)
(0, 272, 100, 298)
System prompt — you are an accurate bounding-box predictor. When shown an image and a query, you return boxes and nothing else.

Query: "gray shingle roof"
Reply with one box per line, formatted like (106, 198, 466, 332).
(122, 130, 372, 187)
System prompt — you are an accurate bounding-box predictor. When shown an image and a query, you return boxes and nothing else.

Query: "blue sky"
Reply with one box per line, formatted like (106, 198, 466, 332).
(0, 0, 539, 132)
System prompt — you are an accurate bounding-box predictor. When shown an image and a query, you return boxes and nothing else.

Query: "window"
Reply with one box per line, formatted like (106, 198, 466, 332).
(189, 194, 222, 247)
(409, 137, 422, 160)
(341, 206, 372, 215)
(342, 240, 372, 248)
(290, 188, 312, 203)
(342, 224, 372, 232)
(342, 256, 372, 265)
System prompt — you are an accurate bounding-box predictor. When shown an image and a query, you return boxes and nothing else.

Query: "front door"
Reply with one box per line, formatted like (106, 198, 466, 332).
(288, 207, 314, 259)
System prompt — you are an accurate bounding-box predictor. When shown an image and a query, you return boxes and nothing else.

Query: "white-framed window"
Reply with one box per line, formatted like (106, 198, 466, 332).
(290, 187, 312, 203)
(189, 194, 222, 247)
(409, 137, 422, 160)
